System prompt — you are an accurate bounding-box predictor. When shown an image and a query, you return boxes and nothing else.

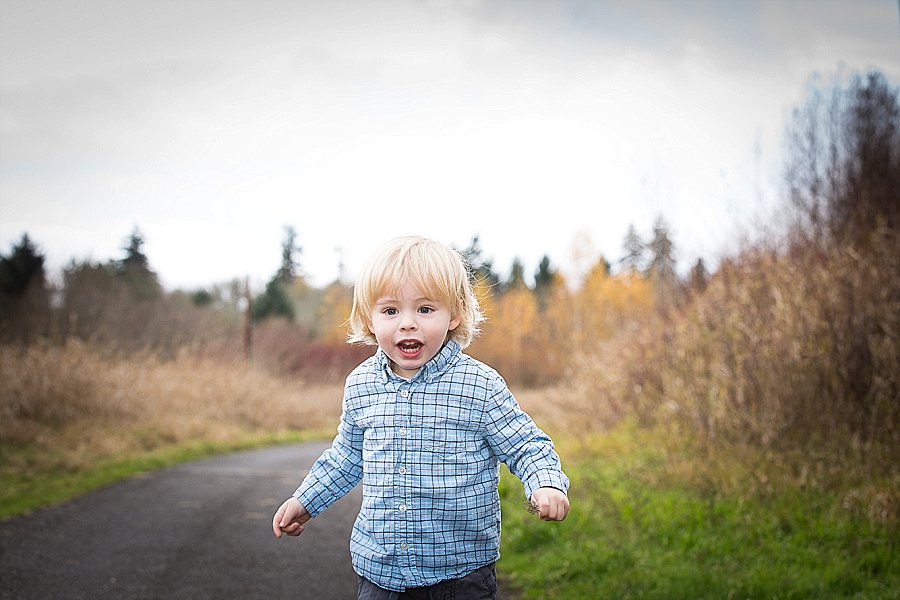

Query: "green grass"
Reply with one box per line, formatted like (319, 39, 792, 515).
(0, 429, 329, 519)
(4, 420, 896, 599)
(498, 428, 898, 599)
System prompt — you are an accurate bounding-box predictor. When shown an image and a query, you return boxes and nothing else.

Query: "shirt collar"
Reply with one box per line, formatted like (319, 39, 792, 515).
(376, 338, 461, 383)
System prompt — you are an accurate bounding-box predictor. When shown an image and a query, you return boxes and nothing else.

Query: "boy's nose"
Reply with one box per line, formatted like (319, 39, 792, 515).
(399, 313, 417, 330)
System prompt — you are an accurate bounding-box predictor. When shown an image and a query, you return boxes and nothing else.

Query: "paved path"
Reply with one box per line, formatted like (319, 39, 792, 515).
(0, 442, 362, 600)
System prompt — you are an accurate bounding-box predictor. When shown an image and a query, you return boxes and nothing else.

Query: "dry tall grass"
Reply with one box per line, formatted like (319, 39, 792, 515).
(0, 340, 344, 473)
(3, 227, 896, 526)
(559, 230, 898, 517)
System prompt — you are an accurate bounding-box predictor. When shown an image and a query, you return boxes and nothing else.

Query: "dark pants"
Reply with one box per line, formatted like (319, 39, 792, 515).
(357, 563, 497, 600)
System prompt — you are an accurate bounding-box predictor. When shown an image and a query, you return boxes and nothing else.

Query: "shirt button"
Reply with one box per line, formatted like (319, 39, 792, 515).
(399, 390, 409, 398)
(399, 428, 408, 436)
(398, 504, 408, 512)
(400, 542, 409, 550)
(398, 466, 407, 475)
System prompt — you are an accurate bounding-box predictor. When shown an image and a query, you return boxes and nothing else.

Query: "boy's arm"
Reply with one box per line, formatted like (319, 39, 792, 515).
(292, 406, 365, 517)
(271, 418, 362, 538)
(482, 378, 570, 505)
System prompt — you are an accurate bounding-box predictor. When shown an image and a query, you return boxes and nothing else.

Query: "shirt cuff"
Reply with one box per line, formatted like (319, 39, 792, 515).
(522, 470, 570, 499)
(293, 479, 335, 518)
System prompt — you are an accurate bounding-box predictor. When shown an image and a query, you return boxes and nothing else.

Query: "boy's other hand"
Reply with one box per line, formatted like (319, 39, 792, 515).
(272, 497, 311, 538)
(530, 487, 570, 521)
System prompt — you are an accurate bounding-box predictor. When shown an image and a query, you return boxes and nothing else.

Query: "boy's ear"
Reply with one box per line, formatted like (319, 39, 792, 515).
(449, 315, 461, 331)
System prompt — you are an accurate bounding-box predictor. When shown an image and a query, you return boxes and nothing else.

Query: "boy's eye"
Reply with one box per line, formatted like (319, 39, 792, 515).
(384, 307, 398, 315)
(418, 306, 434, 314)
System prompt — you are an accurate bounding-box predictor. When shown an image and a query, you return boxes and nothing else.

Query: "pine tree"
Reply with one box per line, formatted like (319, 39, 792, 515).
(276, 225, 302, 284)
(646, 215, 677, 308)
(252, 278, 294, 322)
(253, 226, 301, 322)
(0, 233, 50, 341)
(0, 233, 45, 297)
(534, 255, 554, 291)
(646, 216, 676, 280)
(533, 255, 556, 310)
(689, 258, 708, 294)
(457, 235, 499, 289)
(620, 224, 645, 273)
(115, 227, 162, 300)
(505, 257, 527, 291)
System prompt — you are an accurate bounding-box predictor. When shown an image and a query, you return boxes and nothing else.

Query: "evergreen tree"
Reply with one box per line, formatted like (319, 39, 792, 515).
(457, 235, 499, 289)
(646, 215, 678, 308)
(689, 258, 709, 294)
(534, 255, 554, 291)
(620, 224, 646, 273)
(533, 255, 556, 310)
(534, 254, 556, 298)
(115, 227, 162, 300)
(276, 225, 302, 283)
(253, 226, 301, 322)
(0, 233, 50, 341)
(252, 278, 294, 322)
(646, 216, 676, 280)
(0, 233, 45, 296)
(505, 257, 528, 290)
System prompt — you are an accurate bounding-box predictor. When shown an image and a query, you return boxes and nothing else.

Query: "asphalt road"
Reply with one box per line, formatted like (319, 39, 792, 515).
(0, 442, 362, 600)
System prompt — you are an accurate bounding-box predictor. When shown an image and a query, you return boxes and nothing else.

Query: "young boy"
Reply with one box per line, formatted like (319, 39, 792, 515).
(272, 236, 569, 599)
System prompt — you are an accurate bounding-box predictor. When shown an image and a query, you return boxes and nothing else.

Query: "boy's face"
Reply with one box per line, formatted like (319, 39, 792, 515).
(370, 281, 460, 378)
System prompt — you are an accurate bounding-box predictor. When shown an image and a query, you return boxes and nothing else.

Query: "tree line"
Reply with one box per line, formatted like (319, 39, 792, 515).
(1, 69, 897, 396)
(0, 209, 689, 384)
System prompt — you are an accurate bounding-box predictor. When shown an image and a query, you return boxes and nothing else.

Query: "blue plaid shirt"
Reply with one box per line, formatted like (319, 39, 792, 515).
(293, 339, 569, 591)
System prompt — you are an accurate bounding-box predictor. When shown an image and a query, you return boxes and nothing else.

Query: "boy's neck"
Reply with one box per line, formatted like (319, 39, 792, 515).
(389, 364, 417, 380)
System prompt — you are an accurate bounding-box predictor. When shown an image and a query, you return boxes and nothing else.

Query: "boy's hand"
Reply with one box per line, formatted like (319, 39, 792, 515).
(272, 497, 311, 538)
(530, 487, 570, 521)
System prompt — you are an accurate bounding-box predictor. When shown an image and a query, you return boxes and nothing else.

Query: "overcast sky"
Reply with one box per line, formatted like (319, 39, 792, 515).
(1, 0, 898, 290)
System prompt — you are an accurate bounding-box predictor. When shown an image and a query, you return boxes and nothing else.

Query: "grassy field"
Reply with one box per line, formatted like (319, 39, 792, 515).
(0, 340, 341, 517)
(2, 343, 896, 598)
(498, 426, 898, 600)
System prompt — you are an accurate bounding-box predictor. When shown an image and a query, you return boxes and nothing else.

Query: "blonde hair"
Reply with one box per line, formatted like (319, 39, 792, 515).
(348, 236, 484, 348)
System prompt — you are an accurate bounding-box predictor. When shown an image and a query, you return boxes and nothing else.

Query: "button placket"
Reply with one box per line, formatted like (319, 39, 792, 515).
(395, 384, 413, 566)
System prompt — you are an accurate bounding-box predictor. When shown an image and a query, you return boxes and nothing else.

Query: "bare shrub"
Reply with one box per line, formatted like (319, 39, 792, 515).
(785, 70, 900, 247)
(250, 318, 373, 381)
(58, 265, 242, 358)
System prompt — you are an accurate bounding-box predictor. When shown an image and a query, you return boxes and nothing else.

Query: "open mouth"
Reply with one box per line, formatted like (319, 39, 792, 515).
(397, 340, 424, 358)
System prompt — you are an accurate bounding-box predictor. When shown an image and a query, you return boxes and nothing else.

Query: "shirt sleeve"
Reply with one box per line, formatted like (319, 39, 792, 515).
(480, 376, 569, 499)
(293, 399, 364, 517)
